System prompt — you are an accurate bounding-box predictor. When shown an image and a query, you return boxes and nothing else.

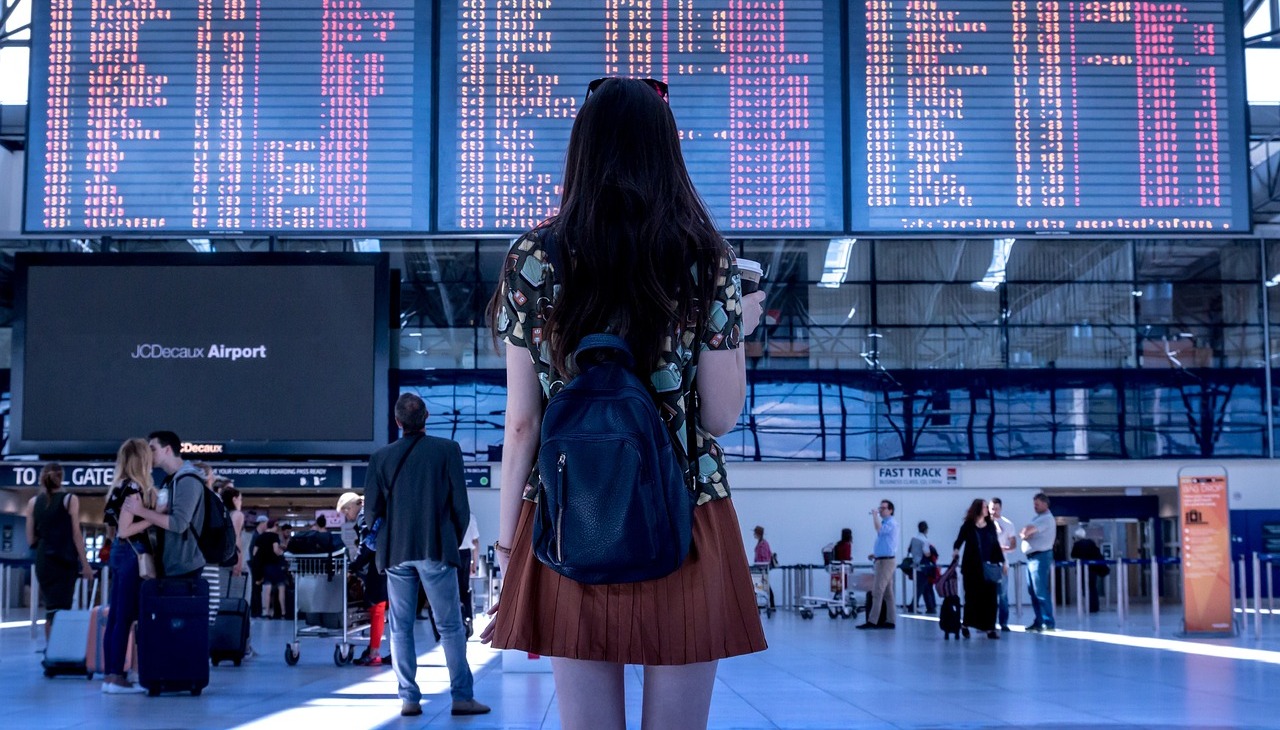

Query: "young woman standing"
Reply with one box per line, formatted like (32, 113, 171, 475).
(483, 77, 768, 730)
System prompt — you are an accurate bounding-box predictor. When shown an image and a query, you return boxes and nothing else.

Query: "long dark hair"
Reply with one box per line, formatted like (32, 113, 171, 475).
(964, 498, 987, 524)
(39, 463, 63, 496)
(490, 77, 728, 374)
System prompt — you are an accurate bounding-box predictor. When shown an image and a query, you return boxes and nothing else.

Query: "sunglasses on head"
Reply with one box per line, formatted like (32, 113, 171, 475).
(586, 77, 669, 102)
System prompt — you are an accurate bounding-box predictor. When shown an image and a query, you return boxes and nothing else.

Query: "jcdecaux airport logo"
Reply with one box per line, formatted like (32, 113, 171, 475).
(131, 343, 268, 360)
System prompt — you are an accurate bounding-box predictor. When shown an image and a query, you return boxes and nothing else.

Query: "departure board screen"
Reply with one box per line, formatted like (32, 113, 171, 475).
(850, 0, 1249, 233)
(24, 0, 431, 234)
(437, 0, 845, 233)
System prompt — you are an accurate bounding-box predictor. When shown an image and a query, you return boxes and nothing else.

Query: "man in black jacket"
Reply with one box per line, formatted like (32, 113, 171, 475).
(365, 393, 489, 718)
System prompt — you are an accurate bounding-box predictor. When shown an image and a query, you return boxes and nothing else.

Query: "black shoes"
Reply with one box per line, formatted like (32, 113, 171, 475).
(855, 622, 895, 630)
(987, 630, 1000, 639)
(1025, 623, 1044, 632)
(1001, 624, 1011, 632)
(961, 627, 971, 639)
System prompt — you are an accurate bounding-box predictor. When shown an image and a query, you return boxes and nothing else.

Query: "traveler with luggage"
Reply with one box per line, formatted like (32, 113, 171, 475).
(24, 462, 95, 641)
(99, 438, 158, 694)
(336, 491, 388, 666)
(122, 430, 221, 695)
(952, 498, 1005, 640)
(482, 77, 768, 730)
(907, 521, 938, 614)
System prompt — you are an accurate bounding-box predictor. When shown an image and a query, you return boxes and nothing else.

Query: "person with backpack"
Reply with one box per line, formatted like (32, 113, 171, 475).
(482, 77, 768, 730)
(24, 462, 95, 641)
(122, 431, 208, 580)
(907, 521, 938, 614)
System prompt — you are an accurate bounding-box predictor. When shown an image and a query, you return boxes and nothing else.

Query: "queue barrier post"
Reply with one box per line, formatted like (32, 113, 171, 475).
(1052, 561, 1059, 614)
(1015, 561, 1025, 619)
(1254, 552, 1263, 639)
(1117, 557, 1127, 625)
(1150, 554, 1160, 634)
(1268, 554, 1275, 614)
(30, 566, 39, 639)
(1075, 559, 1084, 623)
(1237, 557, 1248, 629)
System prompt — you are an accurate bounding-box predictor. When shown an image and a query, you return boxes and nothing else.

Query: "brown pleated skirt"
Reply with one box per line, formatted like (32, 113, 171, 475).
(490, 496, 768, 665)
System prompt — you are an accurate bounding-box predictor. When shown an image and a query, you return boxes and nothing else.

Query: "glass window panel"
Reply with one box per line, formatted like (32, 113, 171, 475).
(1007, 283, 1134, 325)
(1134, 240, 1260, 282)
(1127, 379, 1266, 458)
(875, 327, 1003, 369)
(874, 240, 995, 282)
(739, 239, 871, 284)
(876, 283, 1001, 326)
(807, 284, 869, 326)
(1006, 239, 1131, 282)
(1008, 325, 1134, 369)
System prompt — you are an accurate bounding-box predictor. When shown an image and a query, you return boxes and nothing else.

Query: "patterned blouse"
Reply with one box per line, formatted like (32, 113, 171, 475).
(495, 227, 743, 506)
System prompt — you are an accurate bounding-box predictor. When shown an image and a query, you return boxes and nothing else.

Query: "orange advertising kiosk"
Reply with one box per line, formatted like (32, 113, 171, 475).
(1178, 469, 1236, 637)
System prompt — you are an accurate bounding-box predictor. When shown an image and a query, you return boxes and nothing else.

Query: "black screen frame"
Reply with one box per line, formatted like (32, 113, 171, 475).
(10, 252, 391, 459)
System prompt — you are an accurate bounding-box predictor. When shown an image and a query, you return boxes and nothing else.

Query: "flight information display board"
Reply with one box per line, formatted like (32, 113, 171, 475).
(24, 0, 432, 234)
(23, 0, 1250, 236)
(850, 0, 1249, 233)
(437, 0, 845, 233)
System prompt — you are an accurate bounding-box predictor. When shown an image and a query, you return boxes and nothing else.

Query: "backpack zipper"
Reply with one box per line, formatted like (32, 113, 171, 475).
(556, 452, 566, 563)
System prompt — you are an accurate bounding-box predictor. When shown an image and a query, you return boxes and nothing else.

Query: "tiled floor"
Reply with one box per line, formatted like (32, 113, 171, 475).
(2, 605, 1278, 729)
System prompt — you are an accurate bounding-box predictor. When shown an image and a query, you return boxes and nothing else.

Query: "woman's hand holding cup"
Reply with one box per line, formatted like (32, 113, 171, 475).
(738, 257, 767, 337)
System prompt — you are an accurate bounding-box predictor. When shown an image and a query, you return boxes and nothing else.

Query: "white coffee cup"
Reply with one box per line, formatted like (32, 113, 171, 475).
(737, 258, 764, 295)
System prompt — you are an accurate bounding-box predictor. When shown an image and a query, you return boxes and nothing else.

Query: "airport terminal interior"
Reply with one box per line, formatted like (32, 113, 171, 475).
(2, 0, 1280, 727)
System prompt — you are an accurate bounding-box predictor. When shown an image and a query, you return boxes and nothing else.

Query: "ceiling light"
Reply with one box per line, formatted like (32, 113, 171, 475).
(819, 238, 856, 288)
(973, 238, 1015, 291)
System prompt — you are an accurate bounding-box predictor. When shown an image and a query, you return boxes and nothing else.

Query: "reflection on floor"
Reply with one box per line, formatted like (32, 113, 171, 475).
(2, 606, 1278, 729)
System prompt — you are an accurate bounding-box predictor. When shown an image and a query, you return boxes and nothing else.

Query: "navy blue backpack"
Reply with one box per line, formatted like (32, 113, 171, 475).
(533, 334, 696, 584)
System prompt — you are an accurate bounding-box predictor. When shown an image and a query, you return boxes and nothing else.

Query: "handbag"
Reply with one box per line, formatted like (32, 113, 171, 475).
(128, 539, 156, 581)
(982, 561, 1003, 583)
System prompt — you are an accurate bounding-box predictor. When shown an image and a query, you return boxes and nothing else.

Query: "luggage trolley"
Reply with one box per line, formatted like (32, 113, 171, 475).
(282, 548, 369, 666)
(749, 564, 776, 618)
(799, 562, 860, 619)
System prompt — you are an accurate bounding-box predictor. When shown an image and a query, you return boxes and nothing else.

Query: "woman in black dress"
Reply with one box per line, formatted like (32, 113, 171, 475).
(952, 498, 1005, 639)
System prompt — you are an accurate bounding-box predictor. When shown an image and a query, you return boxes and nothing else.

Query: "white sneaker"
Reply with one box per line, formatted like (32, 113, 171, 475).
(102, 682, 146, 695)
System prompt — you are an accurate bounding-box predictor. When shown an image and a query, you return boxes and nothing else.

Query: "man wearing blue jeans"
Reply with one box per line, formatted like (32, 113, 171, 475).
(365, 394, 490, 718)
(990, 498, 1018, 632)
(1020, 493, 1056, 632)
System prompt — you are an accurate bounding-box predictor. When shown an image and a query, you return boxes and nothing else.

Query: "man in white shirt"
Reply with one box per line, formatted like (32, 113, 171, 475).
(1019, 493, 1057, 631)
(906, 522, 937, 614)
(989, 498, 1016, 632)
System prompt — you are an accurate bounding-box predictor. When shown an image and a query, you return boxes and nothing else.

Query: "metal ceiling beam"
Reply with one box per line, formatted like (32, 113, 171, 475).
(0, 0, 29, 48)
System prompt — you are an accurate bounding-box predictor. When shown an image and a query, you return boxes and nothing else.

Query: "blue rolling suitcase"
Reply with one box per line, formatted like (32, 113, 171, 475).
(138, 577, 210, 696)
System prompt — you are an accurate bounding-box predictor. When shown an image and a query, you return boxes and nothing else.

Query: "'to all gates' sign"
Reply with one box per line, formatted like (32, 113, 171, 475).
(1179, 473, 1235, 636)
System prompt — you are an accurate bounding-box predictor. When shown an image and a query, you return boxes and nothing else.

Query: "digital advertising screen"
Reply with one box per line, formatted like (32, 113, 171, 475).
(436, 0, 845, 233)
(24, 0, 432, 235)
(11, 253, 390, 457)
(849, 0, 1250, 234)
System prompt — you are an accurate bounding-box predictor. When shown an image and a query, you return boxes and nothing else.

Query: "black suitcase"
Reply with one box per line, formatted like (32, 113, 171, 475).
(210, 597, 250, 667)
(939, 595, 962, 639)
(138, 578, 211, 696)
